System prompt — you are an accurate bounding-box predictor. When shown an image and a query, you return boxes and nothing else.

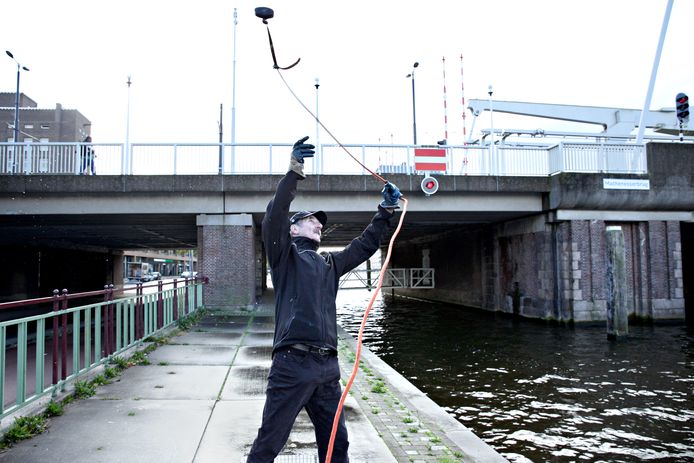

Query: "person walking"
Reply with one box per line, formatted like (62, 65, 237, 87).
(80, 135, 95, 175)
(246, 136, 401, 463)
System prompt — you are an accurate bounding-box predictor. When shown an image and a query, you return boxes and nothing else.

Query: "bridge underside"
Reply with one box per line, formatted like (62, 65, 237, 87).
(0, 210, 537, 250)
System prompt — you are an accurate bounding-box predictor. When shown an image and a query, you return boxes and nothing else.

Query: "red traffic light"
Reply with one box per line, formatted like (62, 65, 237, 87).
(676, 92, 689, 123)
(420, 176, 439, 195)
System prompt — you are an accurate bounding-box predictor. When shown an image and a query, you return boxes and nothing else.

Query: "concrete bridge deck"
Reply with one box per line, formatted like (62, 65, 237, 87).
(0, 296, 506, 463)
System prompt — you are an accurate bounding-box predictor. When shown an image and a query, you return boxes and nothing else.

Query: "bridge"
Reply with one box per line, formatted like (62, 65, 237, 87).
(1, 140, 692, 326)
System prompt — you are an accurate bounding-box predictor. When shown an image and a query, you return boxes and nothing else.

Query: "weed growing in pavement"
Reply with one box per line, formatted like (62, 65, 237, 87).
(0, 416, 47, 449)
(110, 356, 129, 370)
(73, 380, 97, 399)
(129, 351, 151, 366)
(371, 380, 387, 394)
(176, 308, 207, 331)
(104, 366, 119, 379)
(44, 401, 64, 417)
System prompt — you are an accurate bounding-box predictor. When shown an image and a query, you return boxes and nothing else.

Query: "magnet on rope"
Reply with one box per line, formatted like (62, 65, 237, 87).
(255, 7, 274, 23)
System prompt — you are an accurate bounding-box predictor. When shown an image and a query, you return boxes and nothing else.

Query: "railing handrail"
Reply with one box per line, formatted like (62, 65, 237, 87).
(0, 277, 207, 312)
(0, 140, 648, 176)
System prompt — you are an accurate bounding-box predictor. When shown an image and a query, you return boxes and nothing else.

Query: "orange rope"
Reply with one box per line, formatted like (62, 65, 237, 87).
(325, 197, 408, 463)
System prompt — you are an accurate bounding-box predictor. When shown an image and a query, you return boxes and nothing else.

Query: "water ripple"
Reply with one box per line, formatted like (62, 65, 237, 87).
(336, 291, 694, 462)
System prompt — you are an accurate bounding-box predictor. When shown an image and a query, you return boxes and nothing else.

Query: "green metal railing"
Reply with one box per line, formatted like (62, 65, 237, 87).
(0, 278, 206, 418)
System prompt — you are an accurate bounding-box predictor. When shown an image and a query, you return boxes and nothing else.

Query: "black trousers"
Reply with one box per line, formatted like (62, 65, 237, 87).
(246, 346, 349, 463)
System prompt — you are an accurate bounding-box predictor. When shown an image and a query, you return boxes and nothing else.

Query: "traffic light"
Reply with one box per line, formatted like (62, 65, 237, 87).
(421, 176, 439, 196)
(676, 92, 689, 124)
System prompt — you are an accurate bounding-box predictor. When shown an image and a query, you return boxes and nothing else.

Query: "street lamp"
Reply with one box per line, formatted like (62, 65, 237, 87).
(314, 77, 320, 150)
(5, 50, 29, 143)
(406, 61, 419, 145)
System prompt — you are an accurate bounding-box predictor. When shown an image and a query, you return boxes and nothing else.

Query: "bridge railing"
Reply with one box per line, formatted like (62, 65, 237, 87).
(0, 141, 647, 176)
(0, 277, 206, 419)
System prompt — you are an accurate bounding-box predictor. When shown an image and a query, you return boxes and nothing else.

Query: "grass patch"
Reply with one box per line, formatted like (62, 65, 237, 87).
(110, 356, 129, 370)
(129, 351, 151, 366)
(0, 416, 47, 448)
(44, 401, 64, 417)
(176, 308, 207, 331)
(73, 380, 97, 399)
(91, 374, 109, 386)
(371, 380, 387, 394)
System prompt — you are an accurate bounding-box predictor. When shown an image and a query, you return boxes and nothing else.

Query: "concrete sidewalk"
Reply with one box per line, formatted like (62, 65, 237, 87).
(0, 301, 506, 463)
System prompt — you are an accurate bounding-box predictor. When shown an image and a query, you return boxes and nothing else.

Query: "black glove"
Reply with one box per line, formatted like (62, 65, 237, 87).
(288, 136, 315, 178)
(380, 182, 401, 209)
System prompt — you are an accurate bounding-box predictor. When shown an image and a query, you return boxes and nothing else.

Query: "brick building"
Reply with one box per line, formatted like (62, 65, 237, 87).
(0, 92, 91, 142)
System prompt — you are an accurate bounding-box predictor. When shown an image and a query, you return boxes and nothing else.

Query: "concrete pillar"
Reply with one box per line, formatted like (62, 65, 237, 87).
(606, 226, 628, 339)
(197, 214, 256, 309)
(111, 251, 124, 286)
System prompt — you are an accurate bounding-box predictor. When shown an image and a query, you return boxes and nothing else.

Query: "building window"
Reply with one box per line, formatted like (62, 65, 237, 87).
(24, 124, 34, 129)
(40, 124, 50, 129)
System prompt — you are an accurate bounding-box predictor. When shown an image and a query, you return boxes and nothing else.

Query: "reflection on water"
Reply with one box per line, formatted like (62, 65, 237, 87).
(336, 291, 694, 463)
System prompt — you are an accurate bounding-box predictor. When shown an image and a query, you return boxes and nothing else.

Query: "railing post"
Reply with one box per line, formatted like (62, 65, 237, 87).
(180, 278, 188, 319)
(103, 285, 110, 357)
(172, 279, 179, 321)
(60, 289, 68, 381)
(52, 289, 60, 385)
(136, 282, 143, 339)
(157, 279, 163, 329)
(103, 284, 115, 356)
(109, 284, 115, 351)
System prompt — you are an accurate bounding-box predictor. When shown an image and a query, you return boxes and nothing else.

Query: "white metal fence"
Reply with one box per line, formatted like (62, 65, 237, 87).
(339, 267, 435, 290)
(0, 141, 647, 176)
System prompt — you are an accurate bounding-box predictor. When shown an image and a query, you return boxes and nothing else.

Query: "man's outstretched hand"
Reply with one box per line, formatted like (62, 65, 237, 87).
(380, 182, 401, 210)
(289, 136, 315, 178)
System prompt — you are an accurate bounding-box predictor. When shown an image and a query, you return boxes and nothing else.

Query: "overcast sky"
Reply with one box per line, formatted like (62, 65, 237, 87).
(2, 0, 692, 146)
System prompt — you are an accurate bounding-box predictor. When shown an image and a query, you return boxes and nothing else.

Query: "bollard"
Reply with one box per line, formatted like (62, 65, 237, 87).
(606, 226, 628, 339)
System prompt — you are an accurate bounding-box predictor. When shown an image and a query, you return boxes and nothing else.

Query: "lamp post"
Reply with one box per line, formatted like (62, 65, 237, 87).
(5, 51, 29, 143)
(314, 77, 320, 173)
(231, 7, 238, 167)
(125, 75, 132, 174)
(406, 61, 419, 145)
(488, 85, 495, 175)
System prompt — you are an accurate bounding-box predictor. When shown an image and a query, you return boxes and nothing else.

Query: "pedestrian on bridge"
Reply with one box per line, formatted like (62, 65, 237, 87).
(246, 136, 401, 463)
(79, 135, 96, 175)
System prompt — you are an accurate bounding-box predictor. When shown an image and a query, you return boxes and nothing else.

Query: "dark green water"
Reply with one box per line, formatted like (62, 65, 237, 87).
(336, 291, 694, 463)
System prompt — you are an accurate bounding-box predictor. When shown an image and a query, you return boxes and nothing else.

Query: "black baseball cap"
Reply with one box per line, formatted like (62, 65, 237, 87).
(289, 210, 327, 227)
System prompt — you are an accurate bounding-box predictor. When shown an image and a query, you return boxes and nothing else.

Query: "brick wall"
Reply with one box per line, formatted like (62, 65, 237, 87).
(198, 215, 257, 308)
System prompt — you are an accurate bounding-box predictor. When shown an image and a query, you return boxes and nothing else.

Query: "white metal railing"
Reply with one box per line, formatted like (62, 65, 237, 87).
(0, 141, 647, 176)
(339, 267, 435, 290)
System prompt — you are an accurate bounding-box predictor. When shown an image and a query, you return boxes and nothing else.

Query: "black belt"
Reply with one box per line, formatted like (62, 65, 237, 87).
(290, 343, 335, 356)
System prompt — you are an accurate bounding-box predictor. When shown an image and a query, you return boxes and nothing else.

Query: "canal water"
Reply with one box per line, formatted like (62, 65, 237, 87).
(336, 291, 694, 463)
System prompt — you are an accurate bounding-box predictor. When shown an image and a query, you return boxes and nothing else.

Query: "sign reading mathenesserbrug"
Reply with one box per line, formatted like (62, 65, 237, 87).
(603, 178, 651, 190)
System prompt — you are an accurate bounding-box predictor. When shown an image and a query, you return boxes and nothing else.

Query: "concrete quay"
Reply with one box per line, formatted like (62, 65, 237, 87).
(0, 299, 506, 463)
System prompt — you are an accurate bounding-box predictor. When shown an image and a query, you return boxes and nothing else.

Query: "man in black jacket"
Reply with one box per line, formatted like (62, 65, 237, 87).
(246, 136, 401, 463)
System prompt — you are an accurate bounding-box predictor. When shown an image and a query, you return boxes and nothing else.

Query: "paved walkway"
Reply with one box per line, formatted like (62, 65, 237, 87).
(0, 299, 506, 463)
